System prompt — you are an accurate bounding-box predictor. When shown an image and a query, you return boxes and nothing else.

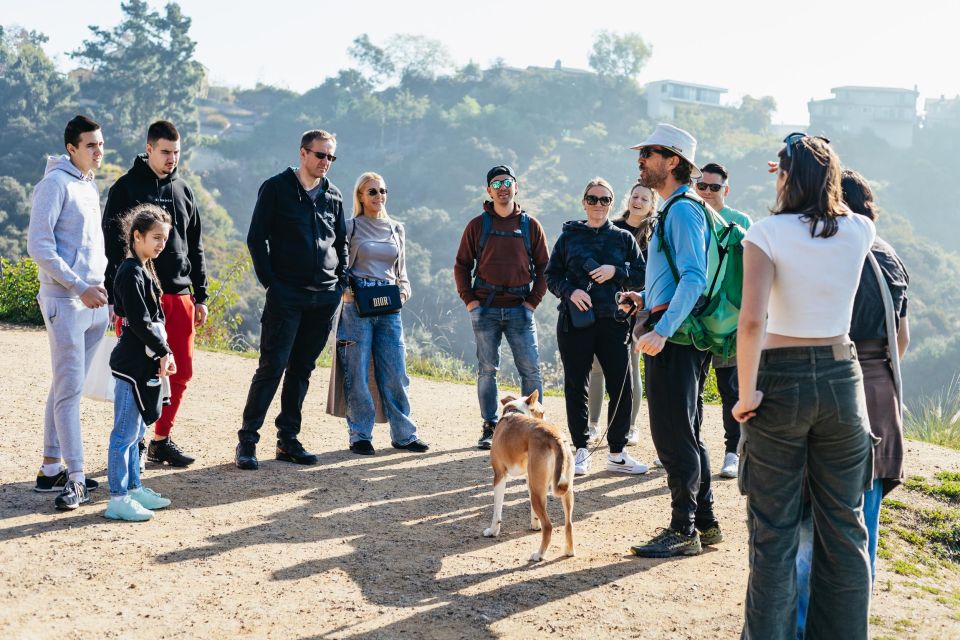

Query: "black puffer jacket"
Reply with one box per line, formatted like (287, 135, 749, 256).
(545, 219, 644, 319)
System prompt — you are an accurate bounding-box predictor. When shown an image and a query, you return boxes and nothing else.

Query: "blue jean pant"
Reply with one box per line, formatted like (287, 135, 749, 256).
(108, 379, 148, 497)
(469, 305, 543, 423)
(739, 345, 872, 640)
(337, 302, 418, 445)
(796, 479, 883, 638)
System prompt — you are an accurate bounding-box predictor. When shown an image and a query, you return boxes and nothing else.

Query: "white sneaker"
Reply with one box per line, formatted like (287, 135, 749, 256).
(653, 457, 664, 468)
(606, 451, 649, 475)
(719, 452, 739, 478)
(574, 448, 592, 476)
(626, 427, 640, 445)
(585, 423, 599, 443)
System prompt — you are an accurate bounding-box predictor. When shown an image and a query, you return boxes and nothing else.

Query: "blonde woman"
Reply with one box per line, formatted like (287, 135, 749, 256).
(329, 172, 426, 455)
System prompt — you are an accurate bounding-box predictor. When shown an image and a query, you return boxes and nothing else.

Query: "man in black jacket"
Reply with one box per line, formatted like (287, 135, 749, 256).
(103, 120, 207, 468)
(236, 129, 347, 470)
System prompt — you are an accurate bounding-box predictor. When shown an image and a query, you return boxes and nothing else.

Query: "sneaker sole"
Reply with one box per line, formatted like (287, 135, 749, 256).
(104, 511, 153, 522)
(146, 456, 194, 468)
(276, 453, 319, 465)
(606, 466, 649, 475)
(699, 534, 724, 546)
(54, 499, 89, 511)
(477, 444, 492, 450)
(719, 470, 738, 479)
(35, 480, 99, 493)
(630, 545, 702, 558)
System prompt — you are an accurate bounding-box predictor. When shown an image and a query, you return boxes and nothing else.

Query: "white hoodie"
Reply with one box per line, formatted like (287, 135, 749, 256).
(27, 155, 107, 298)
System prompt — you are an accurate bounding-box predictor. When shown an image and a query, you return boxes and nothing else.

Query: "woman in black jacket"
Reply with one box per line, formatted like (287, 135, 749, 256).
(546, 178, 646, 477)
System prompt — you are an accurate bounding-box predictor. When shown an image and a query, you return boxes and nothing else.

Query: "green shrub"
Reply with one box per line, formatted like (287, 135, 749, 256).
(194, 250, 251, 352)
(0, 256, 42, 324)
(904, 375, 960, 450)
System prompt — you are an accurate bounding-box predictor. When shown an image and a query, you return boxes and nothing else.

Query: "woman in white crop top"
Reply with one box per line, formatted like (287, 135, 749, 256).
(732, 135, 875, 640)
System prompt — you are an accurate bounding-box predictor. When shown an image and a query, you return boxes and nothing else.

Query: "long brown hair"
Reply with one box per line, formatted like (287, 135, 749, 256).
(619, 182, 658, 251)
(121, 204, 171, 297)
(772, 136, 845, 238)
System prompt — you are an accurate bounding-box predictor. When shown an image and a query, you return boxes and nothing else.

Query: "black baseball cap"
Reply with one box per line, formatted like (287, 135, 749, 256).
(486, 165, 516, 185)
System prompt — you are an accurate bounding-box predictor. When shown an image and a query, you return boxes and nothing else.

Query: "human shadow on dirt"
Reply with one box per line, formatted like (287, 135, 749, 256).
(154, 447, 673, 638)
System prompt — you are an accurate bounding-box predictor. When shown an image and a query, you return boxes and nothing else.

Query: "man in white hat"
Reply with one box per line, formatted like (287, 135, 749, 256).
(627, 123, 722, 558)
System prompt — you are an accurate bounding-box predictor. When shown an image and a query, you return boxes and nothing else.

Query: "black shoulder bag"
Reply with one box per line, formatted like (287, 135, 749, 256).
(349, 219, 404, 317)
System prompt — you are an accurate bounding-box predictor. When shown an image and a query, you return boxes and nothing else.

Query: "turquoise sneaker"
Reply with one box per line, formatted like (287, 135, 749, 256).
(104, 496, 154, 522)
(129, 487, 171, 510)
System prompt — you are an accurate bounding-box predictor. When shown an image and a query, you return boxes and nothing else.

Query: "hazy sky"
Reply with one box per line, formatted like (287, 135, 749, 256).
(4, 1, 957, 125)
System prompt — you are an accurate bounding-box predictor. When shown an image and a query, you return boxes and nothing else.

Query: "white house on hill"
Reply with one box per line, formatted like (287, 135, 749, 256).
(808, 86, 919, 149)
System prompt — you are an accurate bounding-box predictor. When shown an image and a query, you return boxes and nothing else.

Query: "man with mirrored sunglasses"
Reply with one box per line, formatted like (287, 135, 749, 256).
(237, 128, 347, 470)
(454, 165, 549, 449)
(696, 162, 752, 480)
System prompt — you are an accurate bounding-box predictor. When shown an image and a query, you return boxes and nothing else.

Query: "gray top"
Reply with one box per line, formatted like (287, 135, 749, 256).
(346, 215, 411, 302)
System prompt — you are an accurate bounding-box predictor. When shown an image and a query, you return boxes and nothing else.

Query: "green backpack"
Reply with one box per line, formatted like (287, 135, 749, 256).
(656, 191, 746, 359)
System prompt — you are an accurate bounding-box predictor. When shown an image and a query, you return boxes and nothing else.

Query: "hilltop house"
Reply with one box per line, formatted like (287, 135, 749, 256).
(644, 80, 728, 120)
(808, 86, 919, 148)
(924, 95, 960, 129)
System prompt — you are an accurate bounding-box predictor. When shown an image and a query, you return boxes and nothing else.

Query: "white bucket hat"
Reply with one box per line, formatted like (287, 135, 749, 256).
(630, 123, 702, 179)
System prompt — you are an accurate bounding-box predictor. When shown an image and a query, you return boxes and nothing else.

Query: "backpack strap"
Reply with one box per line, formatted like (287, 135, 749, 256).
(867, 251, 903, 414)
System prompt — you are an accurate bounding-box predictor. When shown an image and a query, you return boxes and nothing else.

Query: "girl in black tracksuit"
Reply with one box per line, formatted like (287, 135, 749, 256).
(545, 178, 645, 475)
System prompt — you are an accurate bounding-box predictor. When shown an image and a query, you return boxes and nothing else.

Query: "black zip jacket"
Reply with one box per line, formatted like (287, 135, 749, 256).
(103, 154, 208, 305)
(545, 219, 645, 319)
(247, 168, 348, 291)
(110, 258, 170, 424)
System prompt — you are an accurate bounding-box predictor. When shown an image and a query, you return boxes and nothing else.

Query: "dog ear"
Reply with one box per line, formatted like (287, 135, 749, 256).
(525, 389, 540, 405)
(500, 394, 518, 406)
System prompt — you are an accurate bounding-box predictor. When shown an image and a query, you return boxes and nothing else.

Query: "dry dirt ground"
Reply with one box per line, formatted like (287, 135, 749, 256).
(1, 323, 958, 639)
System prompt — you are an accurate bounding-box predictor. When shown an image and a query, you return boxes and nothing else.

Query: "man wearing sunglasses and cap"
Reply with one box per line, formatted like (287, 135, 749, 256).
(695, 162, 753, 480)
(627, 123, 723, 558)
(236, 129, 347, 470)
(454, 165, 549, 449)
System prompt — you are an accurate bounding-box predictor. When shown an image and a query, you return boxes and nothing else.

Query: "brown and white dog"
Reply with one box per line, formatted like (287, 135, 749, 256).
(482, 390, 575, 561)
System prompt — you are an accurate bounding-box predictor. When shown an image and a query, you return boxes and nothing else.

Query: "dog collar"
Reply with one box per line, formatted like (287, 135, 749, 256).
(501, 406, 525, 417)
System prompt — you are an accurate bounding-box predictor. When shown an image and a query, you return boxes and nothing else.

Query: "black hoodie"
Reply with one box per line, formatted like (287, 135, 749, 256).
(103, 154, 208, 305)
(246, 167, 347, 293)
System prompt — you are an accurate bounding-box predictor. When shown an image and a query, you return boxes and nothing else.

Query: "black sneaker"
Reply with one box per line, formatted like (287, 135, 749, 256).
(147, 439, 195, 467)
(477, 421, 496, 450)
(34, 468, 98, 493)
(235, 442, 259, 470)
(630, 528, 702, 558)
(54, 480, 90, 511)
(697, 522, 724, 546)
(276, 440, 319, 465)
(349, 440, 375, 455)
(391, 438, 430, 453)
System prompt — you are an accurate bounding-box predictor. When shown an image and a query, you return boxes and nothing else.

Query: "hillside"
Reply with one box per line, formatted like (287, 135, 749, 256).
(1, 324, 958, 639)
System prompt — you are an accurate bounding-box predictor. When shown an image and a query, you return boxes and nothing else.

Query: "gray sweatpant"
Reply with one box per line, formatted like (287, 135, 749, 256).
(38, 295, 109, 474)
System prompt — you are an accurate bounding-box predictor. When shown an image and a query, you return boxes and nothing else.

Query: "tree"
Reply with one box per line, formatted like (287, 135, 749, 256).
(70, 0, 205, 158)
(348, 34, 395, 86)
(588, 31, 651, 80)
(388, 34, 455, 81)
(737, 95, 777, 132)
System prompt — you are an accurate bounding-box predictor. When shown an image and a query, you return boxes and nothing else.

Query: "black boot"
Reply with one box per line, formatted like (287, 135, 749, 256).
(276, 439, 318, 465)
(235, 441, 259, 470)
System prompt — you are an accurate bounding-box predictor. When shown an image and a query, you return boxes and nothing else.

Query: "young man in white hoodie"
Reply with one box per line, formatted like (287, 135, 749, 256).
(27, 115, 109, 510)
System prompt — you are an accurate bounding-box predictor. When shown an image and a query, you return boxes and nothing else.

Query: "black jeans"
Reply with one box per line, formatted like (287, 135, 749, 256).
(557, 317, 631, 452)
(239, 281, 340, 446)
(644, 341, 713, 533)
(714, 364, 741, 454)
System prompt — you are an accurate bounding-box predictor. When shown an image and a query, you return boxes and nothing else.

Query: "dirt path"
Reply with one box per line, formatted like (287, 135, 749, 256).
(0, 323, 957, 639)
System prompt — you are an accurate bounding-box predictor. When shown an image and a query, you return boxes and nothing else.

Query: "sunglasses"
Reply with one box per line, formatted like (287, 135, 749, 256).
(584, 195, 613, 206)
(304, 149, 337, 162)
(489, 178, 514, 189)
(638, 146, 675, 159)
(366, 188, 388, 196)
(783, 132, 830, 158)
(695, 182, 724, 193)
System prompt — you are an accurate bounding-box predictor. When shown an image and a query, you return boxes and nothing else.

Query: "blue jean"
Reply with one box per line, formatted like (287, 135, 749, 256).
(469, 305, 543, 423)
(796, 479, 883, 638)
(337, 300, 418, 445)
(108, 379, 148, 497)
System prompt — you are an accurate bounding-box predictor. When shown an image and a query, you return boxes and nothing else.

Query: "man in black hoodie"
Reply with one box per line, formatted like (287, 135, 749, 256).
(235, 129, 347, 470)
(103, 120, 208, 468)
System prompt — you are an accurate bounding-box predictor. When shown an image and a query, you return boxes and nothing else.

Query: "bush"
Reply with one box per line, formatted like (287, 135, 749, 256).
(0, 256, 42, 324)
(904, 374, 960, 450)
(194, 249, 251, 352)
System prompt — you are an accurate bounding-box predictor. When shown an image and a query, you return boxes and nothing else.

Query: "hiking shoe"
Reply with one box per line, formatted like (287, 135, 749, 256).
(392, 439, 430, 453)
(719, 452, 739, 479)
(147, 439, 195, 467)
(606, 451, 649, 475)
(35, 468, 98, 493)
(349, 440, 375, 455)
(477, 421, 496, 450)
(235, 442, 259, 470)
(630, 528, 702, 558)
(130, 486, 171, 510)
(276, 440, 319, 465)
(697, 523, 724, 546)
(574, 448, 592, 476)
(585, 423, 599, 443)
(138, 439, 146, 472)
(653, 457, 664, 468)
(104, 496, 154, 522)
(626, 428, 641, 446)
(54, 480, 90, 511)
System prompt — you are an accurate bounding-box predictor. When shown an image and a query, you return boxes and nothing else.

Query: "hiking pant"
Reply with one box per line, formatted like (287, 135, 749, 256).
(557, 317, 631, 453)
(645, 341, 713, 533)
(739, 344, 872, 640)
(587, 349, 642, 428)
(713, 364, 741, 454)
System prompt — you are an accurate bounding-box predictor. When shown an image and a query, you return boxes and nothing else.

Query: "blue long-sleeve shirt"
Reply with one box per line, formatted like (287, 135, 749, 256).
(644, 185, 709, 337)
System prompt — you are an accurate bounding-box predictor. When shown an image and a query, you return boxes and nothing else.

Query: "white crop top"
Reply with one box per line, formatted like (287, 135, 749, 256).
(743, 213, 876, 338)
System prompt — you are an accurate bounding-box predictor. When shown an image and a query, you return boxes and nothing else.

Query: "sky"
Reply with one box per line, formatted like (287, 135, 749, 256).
(4, 0, 958, 125)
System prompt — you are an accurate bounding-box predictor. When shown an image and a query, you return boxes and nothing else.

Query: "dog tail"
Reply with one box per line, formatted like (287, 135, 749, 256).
(554, 437, 572, 495)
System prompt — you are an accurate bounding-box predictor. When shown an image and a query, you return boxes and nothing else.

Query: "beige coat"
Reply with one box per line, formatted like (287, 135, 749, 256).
(325, 303, 388, 423)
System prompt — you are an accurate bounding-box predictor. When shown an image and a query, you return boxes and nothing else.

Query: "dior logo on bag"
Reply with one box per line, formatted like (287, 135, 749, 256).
(372, 296, 389, 307)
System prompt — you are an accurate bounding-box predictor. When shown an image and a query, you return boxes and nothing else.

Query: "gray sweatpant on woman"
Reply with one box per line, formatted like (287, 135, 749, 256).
(38, 295, 109, 474)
